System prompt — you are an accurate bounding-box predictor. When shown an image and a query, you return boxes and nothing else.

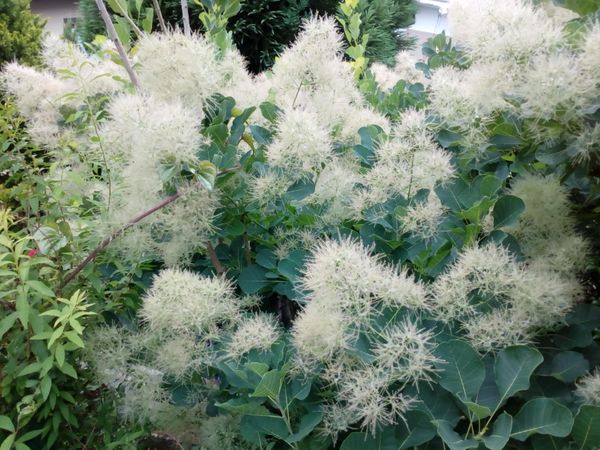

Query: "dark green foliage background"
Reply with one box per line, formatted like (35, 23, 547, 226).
(0, 0, 45, 67)
(77, 0, 416, 72)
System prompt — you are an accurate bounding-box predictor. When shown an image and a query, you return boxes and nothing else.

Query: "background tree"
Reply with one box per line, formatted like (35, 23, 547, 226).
(0, 0, 45, 67)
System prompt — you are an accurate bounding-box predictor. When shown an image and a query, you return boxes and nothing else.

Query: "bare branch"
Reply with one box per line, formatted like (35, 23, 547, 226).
(94, 0, 141, 90)
(151, 0, 167, 32)
(180, 0, 191, 38)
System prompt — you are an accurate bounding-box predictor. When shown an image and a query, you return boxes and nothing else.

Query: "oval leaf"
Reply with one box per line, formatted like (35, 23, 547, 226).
(511, 398, 573, 441)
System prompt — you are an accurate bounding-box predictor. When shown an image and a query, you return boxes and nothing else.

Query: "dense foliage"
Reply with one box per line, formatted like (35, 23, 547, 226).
(76, 0, 416, 72)
(0, 0, 45, 67)
(1, 0, 600, 449)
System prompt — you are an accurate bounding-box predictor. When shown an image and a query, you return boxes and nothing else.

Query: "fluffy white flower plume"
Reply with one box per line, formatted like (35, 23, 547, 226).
(42, 34, 126, 95)
(400, 192, 446, 240)
(135, 31, 222, 111)
(449, 0, 563, 61)
(1, 63, 73, 147)
(373, 319, 440, 385)
(226, 313, 281, 359)
(140, 269, 240, 335)
(308, 160, 362, 225)
(102, 93, 203, 163)
(293, 304, 353, 369)
(576, 371, 600, 406)
(370, 51, 427, 91)
(507, 174, 589, 275)
(302, 239, 429, 319)
(266, 108, 333, 180)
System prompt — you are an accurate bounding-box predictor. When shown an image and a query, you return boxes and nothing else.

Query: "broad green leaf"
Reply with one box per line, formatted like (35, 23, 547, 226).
(17, 362, 41, 378)
(566, 304, 600, 330)
(238, 264, 269, 294)
(340, 428, 397, 450)
(464, 402, 492, 420)
(57, 361, 78, 379)
(541, 351, 589, 383)
(216, 399, 279, 418)
(396, 410, 437, 449)
(493, 195, 525, 228)
(494, 346, 543, 409)
(571, 405, 600, 449)
(511, 398, 574, 441)
(0, 416, 14, 432)
(255, 249, 277, 269)
(434, 420, 479, 450)
(251, 370, 283, 401)
(434, 340, 485, 402)
(407, 382, 461, 426)
(559, 0, 600, 16)
(285, 411, 322, 444)
(241, 415, 289, 441)
(246, 362, 269, 376)
(482, 412, 512, 450)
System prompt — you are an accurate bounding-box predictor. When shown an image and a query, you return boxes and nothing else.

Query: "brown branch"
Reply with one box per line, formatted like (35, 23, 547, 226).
(180, 0, 191, 38)
(206, 242, 224, 275)
(60, 168, 236, 290)
(151, 0, 167, 32)
(95, 0, 141, 89)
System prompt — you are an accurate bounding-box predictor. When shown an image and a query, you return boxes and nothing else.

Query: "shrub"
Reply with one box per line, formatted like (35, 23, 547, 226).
(0, 0, 45, 67)
(1, 0, 599, 449)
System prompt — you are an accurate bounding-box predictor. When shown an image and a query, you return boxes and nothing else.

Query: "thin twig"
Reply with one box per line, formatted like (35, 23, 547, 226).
(94, 0, 141, 89)
(206, 242, 224, 275)
(60, 168, 235, 290)
(151, 0, 167, 32)
(180, 0, 191, 37)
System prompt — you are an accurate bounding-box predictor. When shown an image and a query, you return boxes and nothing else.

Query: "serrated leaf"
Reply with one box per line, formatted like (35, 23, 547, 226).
(511, 398, 573, 441)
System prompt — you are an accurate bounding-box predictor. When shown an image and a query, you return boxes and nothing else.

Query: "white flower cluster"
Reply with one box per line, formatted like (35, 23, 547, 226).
(370, 50, 427, 90)
(430, 0, 600, 154)
(86, 269, 281, 444)
(359, 109, 454, 209)
(293, 239, 435, 437)
(432, 241, 580, 351)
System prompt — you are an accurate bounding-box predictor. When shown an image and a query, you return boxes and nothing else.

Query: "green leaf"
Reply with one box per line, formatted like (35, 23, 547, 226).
(434, 420, 479, 450)
(141, 7, 153, 33)
(0, 434, 15, 450)
(284, 179, 315, 202)
(559, 0, 600, 16)
(572, 405, 600, 450)
(57, 361, 77, 379)
(250, 370, 283, 401)
(16, 294, 29, 328)
(17, 362, 41, 378)
(464, 402, 492, 420)
(340, 428, 397, 450)
(541, 351, 590, 383)
(256, 249, 277, 270)
(434, 340, 485, 402)
(64, 330, 85, 348)
(494, 346, 543, 410)
(0, 312, 18, 340)
(241, 415, 289, 441)
(238, 264, 269, 294)
(285, 411, 322, 444)
(40, 376, 52, 401)
(397, 410, 437, 449)
(511, 398, 574, 441)
(215, 399, 279, 418)
(482, 412, 512, 450)
(493, 195, 525, 228)
(0, 416, 14, 433)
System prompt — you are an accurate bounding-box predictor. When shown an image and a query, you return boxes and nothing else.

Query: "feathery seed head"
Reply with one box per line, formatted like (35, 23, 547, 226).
(140, 269, 240, 335)
(576, 371, 600, 406)
(226, 313, 281, 359)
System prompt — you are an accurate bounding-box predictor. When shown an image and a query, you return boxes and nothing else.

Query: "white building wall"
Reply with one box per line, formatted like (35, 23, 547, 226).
(407, 0, 451, 48)
(31, 0, 79, 35)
